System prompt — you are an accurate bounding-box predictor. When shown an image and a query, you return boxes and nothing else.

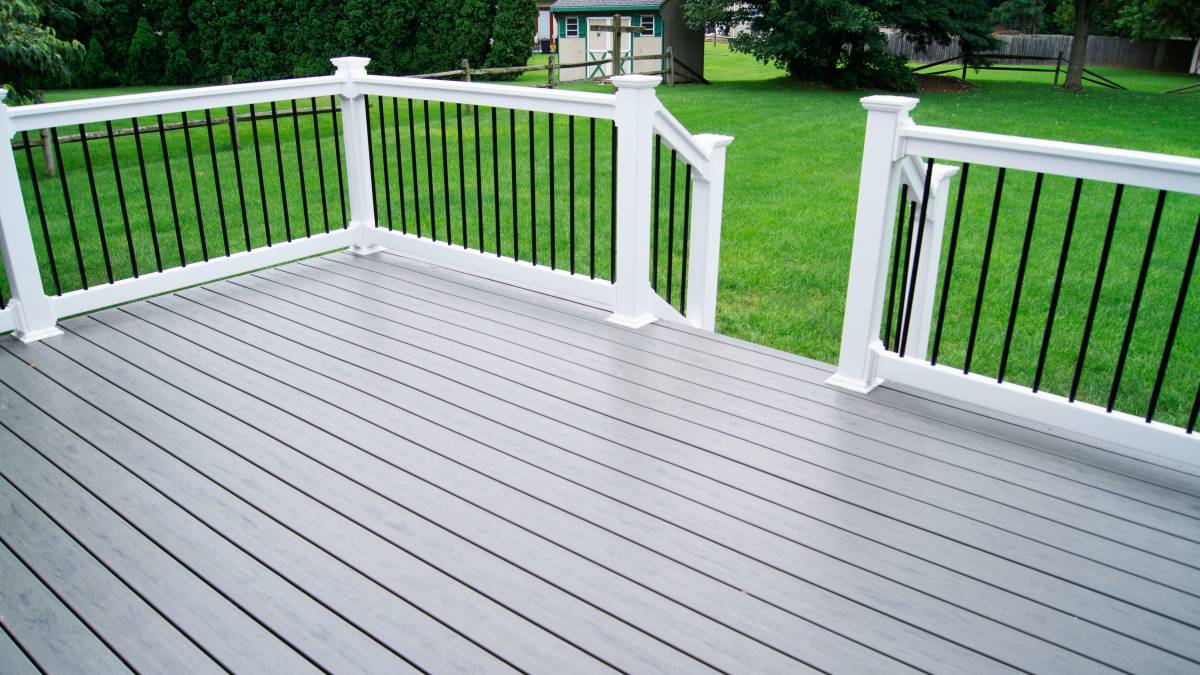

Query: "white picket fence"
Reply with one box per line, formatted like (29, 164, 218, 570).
(830, 95, 1200, 464)
(0, 57, 731, 343)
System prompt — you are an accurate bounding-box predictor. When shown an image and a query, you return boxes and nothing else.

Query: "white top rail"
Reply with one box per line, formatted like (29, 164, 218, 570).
(902, 124, 1200, 196)
(651, 106, 714, 181)
(356, 74, 617, 120)
(6, 76, 344, 133)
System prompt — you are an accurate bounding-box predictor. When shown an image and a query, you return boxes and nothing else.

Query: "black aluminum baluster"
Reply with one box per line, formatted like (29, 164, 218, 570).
(229, 110, 253, 249)
(529, 110, 537, 265)
(77, 125, 114, 283)
(377, 96, 393, 231)
(491, 107, 501, 256)
(424, 100, 436, 240)
(365, 97, 378, 229)
(1188, 382, 1200, 434)
(963, 168, 1006, 374)
(930, 164, 970, 366)
(510, 108, 518, 260)
(249, 103, 273, 246)
(103, 122, 139, 277)
(132, 117, 164, 270)
(393, 98, 408, 234)
(894, 202, 916, 351)
(330, 96, 348, 227)
(666, 149, 678, 305)
(1070, 184, 1124, 402)
(473, 106, 484, 252)
(568, 115, 576, 275)
(202, 110, 232, 257)
(610, 124, 617, 281)
(311, 98, 331, 234)
(883, 185, 909, 350)
(408, 99, 422, 237)
(1032, 178, 1083, 392)
(652, 134, 662, 290)
(51, 128, 88, 289)
(548, 113, 557, 269)
(899, 158, 936, 357)
(178, 112, 209, 262)
(269, 102, 292, 242)
(156, 114, 187, 265)
(290, 100, 311, 237)
(457, 103, 467, 246)
(680, 166, 692, 314)
(589, 117, 596, 279)
(22, 132, 62, 293)
(441, 102, 452, 246)
(1107, 190, 1167, 412)
(996, 172, 1044, 381)
(1146, 211, 1200, 422)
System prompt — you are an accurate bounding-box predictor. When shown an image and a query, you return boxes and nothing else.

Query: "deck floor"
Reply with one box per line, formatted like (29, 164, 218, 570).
(1, 250, 1198, 674)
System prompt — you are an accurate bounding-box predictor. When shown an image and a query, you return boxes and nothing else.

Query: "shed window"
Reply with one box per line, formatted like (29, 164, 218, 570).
(640, 15, 656, 36)
(563, 17, 579, 37)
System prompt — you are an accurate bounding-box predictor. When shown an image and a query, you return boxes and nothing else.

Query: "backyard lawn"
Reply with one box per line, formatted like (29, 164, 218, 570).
(13, 44, 1200, 426)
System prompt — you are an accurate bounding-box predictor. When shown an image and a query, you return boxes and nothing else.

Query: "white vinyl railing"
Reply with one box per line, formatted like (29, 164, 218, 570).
(0, 56, 731, 342)
(829, 95, 1200, 465)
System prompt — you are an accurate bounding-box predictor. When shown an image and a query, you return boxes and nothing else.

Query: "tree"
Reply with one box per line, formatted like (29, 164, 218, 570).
(682, 0, 994, 90)
(122, 15, 162, 84)
(991, 0, 1053, 34)
(484, 0, 536, 77)
(1115, 0, 1200, 40)
(0, 0, 84, 102)
(1061, 0, 1129, 91)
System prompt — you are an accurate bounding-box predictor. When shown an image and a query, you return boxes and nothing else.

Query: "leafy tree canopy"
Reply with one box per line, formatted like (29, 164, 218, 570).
(1114, 0, 1200, 40)
(0, 0, 85, 102)
(683, 0, 995, 90)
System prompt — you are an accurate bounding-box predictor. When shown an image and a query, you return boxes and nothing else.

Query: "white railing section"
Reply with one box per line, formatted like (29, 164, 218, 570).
(0, 57, 732, 344)
(829, 95, 1200, 465)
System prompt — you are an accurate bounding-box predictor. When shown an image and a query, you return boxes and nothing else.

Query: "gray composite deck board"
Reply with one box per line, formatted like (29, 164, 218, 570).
(0, 252, 1197, 673)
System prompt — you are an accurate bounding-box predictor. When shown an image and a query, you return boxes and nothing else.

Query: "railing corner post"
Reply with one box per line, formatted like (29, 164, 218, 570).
(608, 73, 662, 328)
(827, 94, 918, 394)
(0, 91, 61, 343)
(331, 56, 382, 255)
(685, 133, 733, 332)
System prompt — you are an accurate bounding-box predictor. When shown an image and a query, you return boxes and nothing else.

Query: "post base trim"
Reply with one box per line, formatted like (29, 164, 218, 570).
(12, 325, 64, 344)
(606, 312, 658, 329)
(825, 372, 883, 394)
(348, 244, 386, 256)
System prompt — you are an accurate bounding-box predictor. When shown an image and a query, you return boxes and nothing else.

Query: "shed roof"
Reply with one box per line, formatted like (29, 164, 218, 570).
(550, 0, 666, 11)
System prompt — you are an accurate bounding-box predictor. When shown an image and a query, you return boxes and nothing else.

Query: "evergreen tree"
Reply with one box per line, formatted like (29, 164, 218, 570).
(484, 0, 537, 77)
(162, 30, 190, 84)
(123, 15, 162, 84)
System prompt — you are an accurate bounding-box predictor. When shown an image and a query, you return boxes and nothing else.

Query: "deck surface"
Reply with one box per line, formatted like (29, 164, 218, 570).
(1, 250, 1198, 674)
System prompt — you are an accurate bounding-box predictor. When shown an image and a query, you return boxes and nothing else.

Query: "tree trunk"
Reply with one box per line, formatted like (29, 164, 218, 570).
(1063, 0, 1091, 92)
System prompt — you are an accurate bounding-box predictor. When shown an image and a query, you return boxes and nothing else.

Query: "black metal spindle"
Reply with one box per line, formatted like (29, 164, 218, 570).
(652, 134, 662, 290)
(392, 98, 408, 235)
(229, 110, 253, 249)
(268, 102, 292, 242)
(21, 132, 62, 293)
(441, 102, 452, 246)
(202, 110, 232, 256)
(290, 100, 311, 238)
(1146, 211, 1200, 422)
(529, 110, 537, 265)
(898, 159, 936, 357)
(1107, 190, 1167, 412)
(156, 114, 187, 265)
(1188, 382, 1200, 434)
(104, 122, 139, 277)
(963, 168, 1006, 374)
(424, 100, 436, 240)
(310, 98, 331, 234)
(491, 107, 501, 256)
(77, 125, 114, 283)
(1070, 184, 1124, 402)
(589, 117, 596, 279)
(610, 124, 617, 280)
(457, 103, 467, 247)
(330, 96, 348, 227)
(680, 166, 692, 314)
(883, 185, 909, 349)
(408, 99, 422, 237)
(510, 108, 518, 260)
(666, 149, 678, 305)
(377, 97, 393, 231)
(894, 202, 917, 350)
(50, 128, 89, 289)
(473, 106, 484, 252)
(548, 113, 557, 269)
(365, 97, 379, 228)
(249, 103, 273, 246)
(131, 118, 164, 271)
(930, 164, 970, 366)
(996, 172, 1044, 381)
(1032, 178, 1083, 392)
(568, 115, 576, 275)
(178, 112, 209, 262)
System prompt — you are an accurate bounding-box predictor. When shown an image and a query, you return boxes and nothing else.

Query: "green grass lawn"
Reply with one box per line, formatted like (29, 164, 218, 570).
(12, 45, 1200, 427)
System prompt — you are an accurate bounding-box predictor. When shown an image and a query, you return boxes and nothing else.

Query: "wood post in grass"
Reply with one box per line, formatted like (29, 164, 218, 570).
(222, 75, 239, 151)
(1054, 51, 1063, 86)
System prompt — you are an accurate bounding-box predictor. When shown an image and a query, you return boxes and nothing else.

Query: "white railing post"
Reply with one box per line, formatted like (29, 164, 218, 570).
(685, 133, 733, 331)
(826, 95, 918, 393)
(0, 91, 61, 342)
(331, 56, 381, 255)
(902, 163, 958, 360)
(608, 74, 661, 328)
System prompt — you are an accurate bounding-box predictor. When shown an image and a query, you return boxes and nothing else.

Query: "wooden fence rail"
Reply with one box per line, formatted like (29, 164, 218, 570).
(887, 31, 1197, 72)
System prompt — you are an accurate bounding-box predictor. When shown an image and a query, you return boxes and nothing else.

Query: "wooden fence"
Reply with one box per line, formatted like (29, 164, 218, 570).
(886, 32, 1198, 72)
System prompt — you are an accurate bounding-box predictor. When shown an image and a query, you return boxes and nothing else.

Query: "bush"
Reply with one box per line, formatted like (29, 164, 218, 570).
(123, 16, 163, 84)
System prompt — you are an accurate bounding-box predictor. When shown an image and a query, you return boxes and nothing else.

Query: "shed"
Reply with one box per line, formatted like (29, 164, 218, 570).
(551, 0, 704, 83)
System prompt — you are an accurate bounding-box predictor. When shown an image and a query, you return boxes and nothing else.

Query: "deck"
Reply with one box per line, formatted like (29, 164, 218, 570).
(1, 249, 1198, 674)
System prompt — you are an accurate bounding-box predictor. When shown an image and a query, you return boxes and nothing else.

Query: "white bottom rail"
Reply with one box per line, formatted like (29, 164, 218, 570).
(873, 347, 1200, 467)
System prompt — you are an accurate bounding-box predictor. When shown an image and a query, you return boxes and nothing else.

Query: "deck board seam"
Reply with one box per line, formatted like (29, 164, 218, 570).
(162, 287, 1200, 661)
(0, 618, 43, 675)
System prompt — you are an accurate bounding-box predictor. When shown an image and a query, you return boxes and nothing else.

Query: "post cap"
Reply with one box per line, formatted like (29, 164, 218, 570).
(859, 95, 918, 113)
(331, 56, 371, 75)
(611, 74, 662, 89)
